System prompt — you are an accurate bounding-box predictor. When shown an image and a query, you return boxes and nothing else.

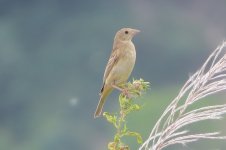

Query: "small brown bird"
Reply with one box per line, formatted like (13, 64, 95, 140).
(94, 28, 140, 118)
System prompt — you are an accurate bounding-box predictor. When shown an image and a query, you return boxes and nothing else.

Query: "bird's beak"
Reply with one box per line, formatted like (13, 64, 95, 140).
(132, 29, 140, 35)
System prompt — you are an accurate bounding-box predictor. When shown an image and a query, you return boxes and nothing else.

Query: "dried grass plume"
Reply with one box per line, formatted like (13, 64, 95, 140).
(139, 41, 226, 150)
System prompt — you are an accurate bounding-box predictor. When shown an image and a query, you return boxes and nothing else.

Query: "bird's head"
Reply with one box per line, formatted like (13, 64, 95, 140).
(114, 28, 140, 42)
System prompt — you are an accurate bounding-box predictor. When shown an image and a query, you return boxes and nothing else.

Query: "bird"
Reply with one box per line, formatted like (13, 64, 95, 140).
(94, 28, 140, 118)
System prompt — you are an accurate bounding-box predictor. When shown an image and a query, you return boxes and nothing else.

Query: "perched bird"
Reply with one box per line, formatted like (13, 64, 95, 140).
(94, 28, 140, 118)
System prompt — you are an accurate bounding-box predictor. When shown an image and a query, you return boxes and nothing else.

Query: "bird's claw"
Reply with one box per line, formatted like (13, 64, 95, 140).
(122, 88, 131, 99)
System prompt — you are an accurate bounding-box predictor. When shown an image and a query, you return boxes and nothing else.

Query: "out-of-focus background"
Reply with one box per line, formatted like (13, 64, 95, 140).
(0, 0, 226, 150)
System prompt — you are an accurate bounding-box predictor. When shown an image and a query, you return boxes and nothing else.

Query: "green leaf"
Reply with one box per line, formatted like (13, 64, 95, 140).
(114, 133, 120, 143)
(131, 104, 141, 111)
(126, 131, 143, 144)
(122, 123, 128, 134)
(119, 95, 131, 111)
(108, 142, 116, 150)
(103, 112, 117, 127)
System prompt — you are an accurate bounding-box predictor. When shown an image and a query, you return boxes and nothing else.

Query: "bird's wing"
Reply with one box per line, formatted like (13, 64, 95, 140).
(103, 48, 120, 82)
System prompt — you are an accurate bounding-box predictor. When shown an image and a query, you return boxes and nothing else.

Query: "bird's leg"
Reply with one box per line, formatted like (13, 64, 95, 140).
(122, 88, 130, 98)
(111, 83, 124, 92)
(111, 82, 130, 98)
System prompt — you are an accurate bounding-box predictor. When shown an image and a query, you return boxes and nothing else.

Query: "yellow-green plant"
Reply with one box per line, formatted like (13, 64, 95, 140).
(103, 79, 150, 150)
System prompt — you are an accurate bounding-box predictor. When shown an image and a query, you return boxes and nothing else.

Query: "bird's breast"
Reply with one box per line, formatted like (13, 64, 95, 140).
(106, 42, 136, 85)
(120, 46, 136, 70)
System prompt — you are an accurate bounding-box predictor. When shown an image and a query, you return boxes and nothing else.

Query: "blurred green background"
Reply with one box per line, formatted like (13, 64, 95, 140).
(0, 0, 226, 150)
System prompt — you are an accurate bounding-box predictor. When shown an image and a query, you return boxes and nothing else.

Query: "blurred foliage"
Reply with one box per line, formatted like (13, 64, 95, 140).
(0, 0, 226, 150)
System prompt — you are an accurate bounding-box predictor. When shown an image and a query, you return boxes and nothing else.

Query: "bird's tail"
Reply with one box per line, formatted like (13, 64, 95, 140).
(94, 85, 112, 118)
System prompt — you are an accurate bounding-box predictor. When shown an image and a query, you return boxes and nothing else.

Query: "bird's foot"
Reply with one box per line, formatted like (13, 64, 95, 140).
(111, 83, 131, 98)
(122, 88, 131, 99)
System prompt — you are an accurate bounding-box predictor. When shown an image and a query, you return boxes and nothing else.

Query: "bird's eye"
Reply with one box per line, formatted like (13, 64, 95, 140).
(125, 31, 129, 34)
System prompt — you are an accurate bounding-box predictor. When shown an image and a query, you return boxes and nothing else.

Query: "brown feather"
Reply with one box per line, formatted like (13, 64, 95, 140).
(94, 85, 113, 118)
